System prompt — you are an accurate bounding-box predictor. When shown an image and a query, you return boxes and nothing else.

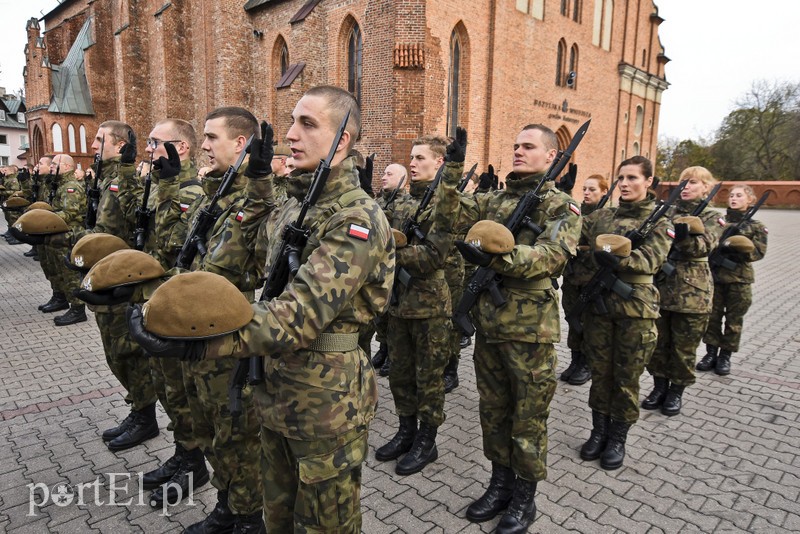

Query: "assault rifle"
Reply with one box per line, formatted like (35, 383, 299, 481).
(708, 190, 770, 271)
(595, 178, 617, 210)
(565, 179, 688, 334)
(85, 135, 104, 229)
(229, 113, 350, 416)
(383, 175, 406, 209)
(175, 136, 254, 270)
(661, 181, 722, 276)
(457, 163, 479, 192)
(452, 119, 591, 336)
(133, 154, 155, 251)
(47, 164, 60, 205)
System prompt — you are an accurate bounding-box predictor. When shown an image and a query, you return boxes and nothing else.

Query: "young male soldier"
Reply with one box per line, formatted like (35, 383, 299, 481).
(375, 135, 461, 475)
(130, 86, 394, 533)
(443, 124, 581, 532)
(138, 119, 208, 507)
(270, 144, 292, 204)
(2, 165, 23, 243)
(24, 157, 54, 262)
(88, 121, 159, 452)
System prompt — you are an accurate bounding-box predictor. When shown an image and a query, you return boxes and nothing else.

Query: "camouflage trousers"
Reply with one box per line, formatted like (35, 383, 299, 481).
(150, 358, 196, 448)
(561, 281, 583, 351)
(358, 321, 376, 358)
(387, 316, 449, 427)
(648, 310, 709, 387)
(446, 279, 465, 365)
(183, 357, 262, 515)
(703, 282, 753, 352)
(94, 307, 157, 411)
(585, 314, 657, 424)
(373, 312, 388, 345)
(260, 425, 367, 534)
(44, 233, 81, 306)
(473, 335, 557, 482)
(36, 243, 59, 293)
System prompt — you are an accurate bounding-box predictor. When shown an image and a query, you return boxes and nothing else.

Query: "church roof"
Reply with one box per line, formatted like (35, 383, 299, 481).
(48, 17, 94, 115)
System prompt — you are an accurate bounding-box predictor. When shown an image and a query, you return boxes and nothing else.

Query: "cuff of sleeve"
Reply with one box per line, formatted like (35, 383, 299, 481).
(444, 161, 465, 185)
(206, 333, 237, 360)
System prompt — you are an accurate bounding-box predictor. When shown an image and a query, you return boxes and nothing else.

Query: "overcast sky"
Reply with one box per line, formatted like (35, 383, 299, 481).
(1, 0, 797, 143)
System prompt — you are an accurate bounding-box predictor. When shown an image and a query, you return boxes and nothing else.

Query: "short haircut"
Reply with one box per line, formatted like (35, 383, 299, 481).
(99, 120, 134, 144)
(730, 183, 757, 205)
(305, 85, 361, 149)
(618, 155, 653, 178)
(157, 118, 198, 158)
(585, 173, 610, 193)
(679, 166, 716, 187)
(521, 124, 558, 152)
(412, 135, 448, 159)
(205, 107, 259, 140)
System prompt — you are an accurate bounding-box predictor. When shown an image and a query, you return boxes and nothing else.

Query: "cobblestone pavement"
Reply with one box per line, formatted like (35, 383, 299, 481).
(1, 209, 799, 533)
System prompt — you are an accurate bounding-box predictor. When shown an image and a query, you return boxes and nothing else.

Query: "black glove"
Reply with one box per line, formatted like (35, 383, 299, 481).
(594, 250, 621, 270)
(673, 223, 689, 241)
(19, 168, 31, 181)
(126, 304, 207, 360)
(455, 240, 493, 267)
(445, 127, 467, 163)
(119, 131, 137, 164)
(8, 226, 44, 245)
(245, 121, 274, 179)
(358, 153, 375, 196)
(556, 163, 577, 194)
(154, 142, 182, 180)
(75, 285, 136, 306)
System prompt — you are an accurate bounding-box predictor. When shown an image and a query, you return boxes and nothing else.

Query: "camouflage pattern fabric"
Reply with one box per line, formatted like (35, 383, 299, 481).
(45, 170, 87, 306)
(2, 172, 21, 227)
(710, 208, 768, 286)
(442, 192, 473, 365)
(648, 310, 709, 386)
(94, 157, 143, 247)
(36, 243, 60, 292)
(703, 282, 753, 353)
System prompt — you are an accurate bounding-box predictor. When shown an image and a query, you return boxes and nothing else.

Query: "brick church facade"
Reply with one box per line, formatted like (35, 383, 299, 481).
(23, 0, 668, 191)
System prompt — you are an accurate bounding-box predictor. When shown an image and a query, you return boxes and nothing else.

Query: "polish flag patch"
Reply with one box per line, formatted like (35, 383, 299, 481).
(66, 188, 75, 193)
(180, 203, 190, 212)
(717, 217, 726, 227)
(109, 184, 119, 192)
(764, 227, 769, 234)
(568, 203, 581, 216)
(667, 228, 676, 239)
(235, 211, 244, 222)
(347, 223, 370, 241)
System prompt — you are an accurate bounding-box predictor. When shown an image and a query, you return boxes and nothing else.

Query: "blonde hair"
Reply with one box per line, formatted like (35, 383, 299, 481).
(730, 183, 757, 206)
(679, 166, 716, 187)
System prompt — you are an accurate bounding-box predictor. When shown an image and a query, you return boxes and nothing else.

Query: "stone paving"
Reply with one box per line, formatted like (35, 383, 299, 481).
(1, 209, 799, 533)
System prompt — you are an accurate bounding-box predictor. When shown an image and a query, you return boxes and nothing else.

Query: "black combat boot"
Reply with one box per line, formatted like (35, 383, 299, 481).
(149, 447, 209, 507)
(661, 384, 685, 416)
(39, 291, 65, 311)
(460, 335, 472, 349)
(142, 443, 186, 490)
(102, 410, 136, 441)
(41, 291, 69, 313)
(371, 343, 388, 369)
(641, 376, 669, 410)
(443, 356, 459, 394)
(379, 355, 391, 377)
(559, 351, 580, 382)
(568, 352, 591, 385)
(7, 235, 23, 245)
(375, 415, 417, 461)
(54, 304, 87, 326)
(696, 345, 718, 371)
(232, 511, 266, 534)
(107, 403, 159, 451)
(496, 478, 537, 534)
(715, 350, 732, 376)
(396, 422, 438, 475)
(580, 411, 609, 461)
(601, 420, 631, 470)
(186, 490, 236, 534)
(465, 462, 515, 523)
(24, 248, 37, 257)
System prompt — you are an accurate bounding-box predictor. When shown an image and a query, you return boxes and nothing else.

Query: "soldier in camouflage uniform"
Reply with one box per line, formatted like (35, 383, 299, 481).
(270, 143, 292, 204)
(137, 119, 209, 508)
(700, 184, 768, 375)
(88, 121, 160, 452)
(644, 166, 721, 417)
(576, 156, 673, 472)
(444, 125, 581, 532)
(130, 86, 394, 533)
(560, 174, 610, 386)
(376, 135, 459, 477)
(2, 166, 23, 243)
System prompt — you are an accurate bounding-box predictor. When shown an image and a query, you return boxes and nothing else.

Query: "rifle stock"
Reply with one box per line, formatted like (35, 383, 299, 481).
(596, 178, 617, 210)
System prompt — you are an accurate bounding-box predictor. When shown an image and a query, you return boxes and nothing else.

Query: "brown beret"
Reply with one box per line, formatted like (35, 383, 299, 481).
(392, 229, 407, 249)
(465, 220, 515, 254)
(674, 215, 704, 235)
(143, 271, 254, 340)
(595, 234, 632, 258)
(70, 233, 130, 270)
(26, 201, 54, 212)
(13, 209, 69, 235)
(274, 144, 292, 157)
(4, 197, 30, 209)
(82, 250, 166, 292)
(723, 235, 755, 254)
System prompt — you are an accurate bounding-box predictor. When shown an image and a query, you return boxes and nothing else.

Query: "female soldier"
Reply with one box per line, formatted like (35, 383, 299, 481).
(578, 157, 672, 470)
(561, 174, 610, 385)
(699, 184, 767, 375)
(643, 166, 721, 417)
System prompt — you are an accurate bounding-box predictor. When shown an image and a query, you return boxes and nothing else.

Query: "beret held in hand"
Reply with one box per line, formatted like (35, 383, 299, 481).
(674, 215, 704, 235)
(722, 235, 755, 254)
(70, 233, 130, 271)
(13, 209, 69, 235)
(4, 196, 30, 209)
(81, 250, 165, 292)
(26, 201, 53, 212)
(465, 220, 515, 254)
(392, 229, 408, 249)
(595, 234, 632, 258)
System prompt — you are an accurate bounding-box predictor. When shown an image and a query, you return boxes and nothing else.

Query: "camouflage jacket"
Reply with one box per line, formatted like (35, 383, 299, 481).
(579, 193, 673, 319)
(443, 170, 581, 343)
(389, 164, 461, 319)
(17, 171, 34, 201)
(94, 157, 143, 247)
(443, 191, 475, 292)
(1, 172, 20, 201)
(711, 208, 767, 284)
(563, 201, 603, 287)
(207, 156, 394, 440)
(185, 166, 261, 296)
(52, 170, 87, 231)
(656, 199, 721, 313)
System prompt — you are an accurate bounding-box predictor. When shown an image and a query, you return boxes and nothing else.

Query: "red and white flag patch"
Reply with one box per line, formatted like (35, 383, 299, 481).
(347, 223, 370, 241)
(235, 211, 244, 222)
(717, 217, 726, 227)
(109, 184, 119, 192)
(66, 188, 75, 193)
(667, 228, 676, 239)
(568, 203, 581, 216)
(764, 227, 769, 234)
(180, 203, 190, 212)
